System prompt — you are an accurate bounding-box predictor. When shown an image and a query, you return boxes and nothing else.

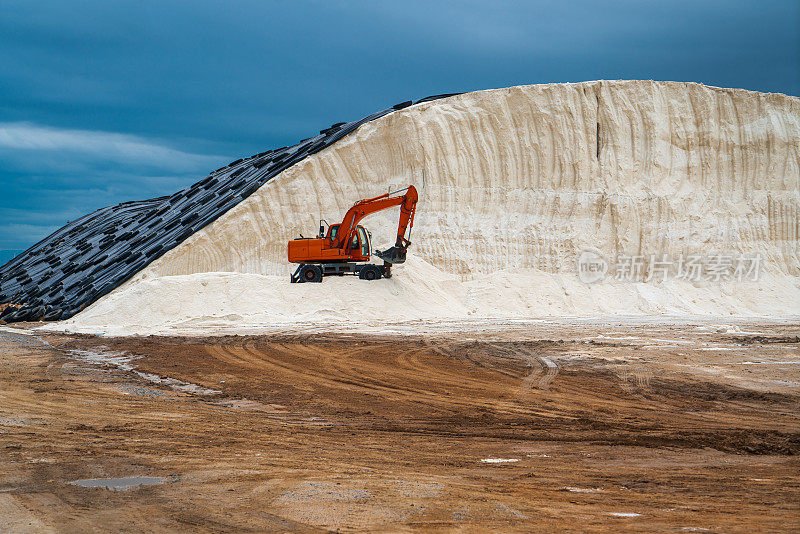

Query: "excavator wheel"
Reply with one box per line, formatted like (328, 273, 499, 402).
(299, 264, 323, 283)
(359, 265, 381, 281)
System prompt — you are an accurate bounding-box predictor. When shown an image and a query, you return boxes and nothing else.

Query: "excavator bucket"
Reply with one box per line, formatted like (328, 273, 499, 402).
(374, 245, 407, 264)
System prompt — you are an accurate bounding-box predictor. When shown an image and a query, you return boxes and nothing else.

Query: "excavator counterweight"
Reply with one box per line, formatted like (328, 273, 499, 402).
(287, 185, 418, 283)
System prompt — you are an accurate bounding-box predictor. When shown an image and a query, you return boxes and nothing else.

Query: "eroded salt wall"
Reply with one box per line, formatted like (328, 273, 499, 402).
(123, 81, 798, 288)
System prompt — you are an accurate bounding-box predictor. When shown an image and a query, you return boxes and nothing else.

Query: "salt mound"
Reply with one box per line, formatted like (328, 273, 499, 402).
(50, 255, 798, 336)
(464, 269, 800, 317)
(44, 80, 800, 335)
(53, 256, 470, 336)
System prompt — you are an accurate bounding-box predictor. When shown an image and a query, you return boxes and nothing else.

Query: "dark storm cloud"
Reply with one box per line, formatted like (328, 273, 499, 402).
(1, 0, 798, 257)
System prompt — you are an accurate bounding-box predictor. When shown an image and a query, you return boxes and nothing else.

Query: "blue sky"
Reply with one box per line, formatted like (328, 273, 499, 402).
(1, 0, 798, 262)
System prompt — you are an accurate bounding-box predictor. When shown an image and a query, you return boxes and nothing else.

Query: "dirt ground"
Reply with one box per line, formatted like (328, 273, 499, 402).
(0, 321, 798, 532)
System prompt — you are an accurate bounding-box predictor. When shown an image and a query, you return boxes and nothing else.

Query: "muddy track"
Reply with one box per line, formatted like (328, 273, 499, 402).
(1, 324, 799, 532)
(62, 334, 800, 454)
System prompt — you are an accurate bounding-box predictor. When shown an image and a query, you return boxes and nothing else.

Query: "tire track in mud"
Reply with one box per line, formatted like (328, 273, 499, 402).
(511, 345, 560, 392)
(44, 332, 800, 452)
(152, 338, 791, 429)
(3, 328, 800, 532)
(220, 339, 521, 415)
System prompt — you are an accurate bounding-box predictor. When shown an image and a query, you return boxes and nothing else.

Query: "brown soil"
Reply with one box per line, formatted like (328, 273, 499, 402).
(1, 323, 798, 532)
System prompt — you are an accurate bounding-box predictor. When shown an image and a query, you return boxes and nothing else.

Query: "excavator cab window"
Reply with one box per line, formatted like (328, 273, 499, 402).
(357, 226, 369, 256)
(328, 224, 339, 243)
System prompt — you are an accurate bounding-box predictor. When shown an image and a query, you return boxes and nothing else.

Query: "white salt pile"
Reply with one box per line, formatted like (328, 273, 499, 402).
(47, 255, 798, 336)
(50, 256, 468, 336)
(42, 80, 800, 336)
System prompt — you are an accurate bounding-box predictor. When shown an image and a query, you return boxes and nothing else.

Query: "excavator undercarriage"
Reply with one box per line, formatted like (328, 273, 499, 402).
(290, 262, 389, 283)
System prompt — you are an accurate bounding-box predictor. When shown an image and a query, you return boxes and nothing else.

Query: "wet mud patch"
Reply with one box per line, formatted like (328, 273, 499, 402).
(3, 324, 799, 531)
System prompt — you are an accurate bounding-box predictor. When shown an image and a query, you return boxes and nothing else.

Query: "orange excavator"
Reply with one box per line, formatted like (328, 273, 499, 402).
(288, 185, 418, 283)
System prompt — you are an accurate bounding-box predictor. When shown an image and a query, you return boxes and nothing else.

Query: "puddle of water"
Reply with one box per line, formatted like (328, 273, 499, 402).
(565, 486, 603, 493)
(135, 371, 221, 396)
(768, 379, 800, 386)
(738, 361, 800, 365)
(540, 356, 557, 368)
(216, 399, 284, 411)
(68, 349, 220, 396)
(0, 418, 26, 426)
(608, 512, 641, 517)
(68, 349, 137, 371)
(481, 458, 520, 464)
(495, 502, 529, 519)
(119, 384, 177, 398)
(595, 335, 642, 341)
(69, 476, 168, 491)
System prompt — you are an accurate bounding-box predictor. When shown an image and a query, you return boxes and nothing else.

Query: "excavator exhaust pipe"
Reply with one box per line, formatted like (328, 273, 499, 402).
(374, 245, 407, 264)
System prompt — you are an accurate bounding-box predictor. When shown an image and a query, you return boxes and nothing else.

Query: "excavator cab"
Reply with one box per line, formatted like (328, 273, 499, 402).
(326, 224, 370, 260)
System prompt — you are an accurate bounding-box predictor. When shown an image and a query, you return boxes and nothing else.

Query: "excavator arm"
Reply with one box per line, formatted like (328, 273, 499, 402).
(333, 185, 418, 264)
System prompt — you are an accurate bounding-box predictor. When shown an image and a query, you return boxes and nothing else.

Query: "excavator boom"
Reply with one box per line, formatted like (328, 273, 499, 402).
(334, 185, 418, 263)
